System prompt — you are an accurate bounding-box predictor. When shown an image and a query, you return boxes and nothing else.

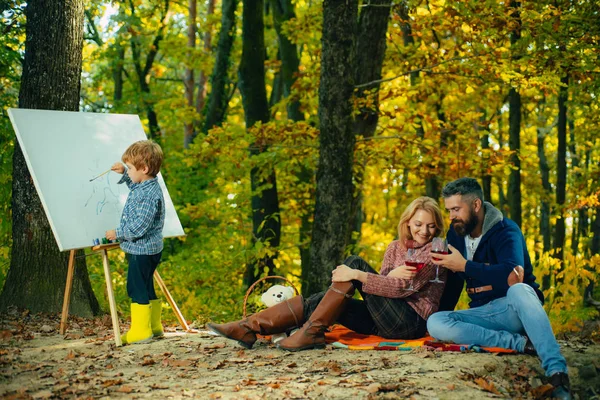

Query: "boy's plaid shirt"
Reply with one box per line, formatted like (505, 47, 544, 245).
(115, 171, 165, 255)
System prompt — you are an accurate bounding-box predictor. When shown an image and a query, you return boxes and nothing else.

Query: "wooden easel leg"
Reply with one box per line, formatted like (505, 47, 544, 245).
(101, 249, 122, 346)
(154, 271, 190, 332)
(59, 250, 76, 335)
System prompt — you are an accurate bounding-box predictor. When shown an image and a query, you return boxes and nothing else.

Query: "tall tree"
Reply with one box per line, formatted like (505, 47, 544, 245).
(195, 0, 216, 122)
(270, 0, 314, 281)
(202, 0, 238, 135)
(305, 0, 358, 295)
(238, 0, 281, 288)
(128, 0, 170, 141)
(183, 0, 197, 148)
(0, 0, 100, 315)
(553, 74, 568, 263)
(507, 0, 522, 228)
(346, 0, 391, 250)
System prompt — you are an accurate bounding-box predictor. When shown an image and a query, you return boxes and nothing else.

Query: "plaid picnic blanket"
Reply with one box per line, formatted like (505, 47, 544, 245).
(324, 325, 516, 354)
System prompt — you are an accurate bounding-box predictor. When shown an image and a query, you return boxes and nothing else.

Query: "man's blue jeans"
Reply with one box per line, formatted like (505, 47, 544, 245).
(427, 283, 567, 376)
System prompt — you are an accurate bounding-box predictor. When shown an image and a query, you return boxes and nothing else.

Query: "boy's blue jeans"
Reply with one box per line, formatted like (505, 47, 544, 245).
(126, 252, 162, 304)
(427, 283, 567, 376)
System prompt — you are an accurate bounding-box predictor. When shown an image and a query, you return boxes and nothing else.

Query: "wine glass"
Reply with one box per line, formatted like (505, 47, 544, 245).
(430, 237, 447, 283)
(405, 248, 426, 292)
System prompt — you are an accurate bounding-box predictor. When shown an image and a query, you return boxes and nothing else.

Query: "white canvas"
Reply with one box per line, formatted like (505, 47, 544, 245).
(8, 108, 185, 251)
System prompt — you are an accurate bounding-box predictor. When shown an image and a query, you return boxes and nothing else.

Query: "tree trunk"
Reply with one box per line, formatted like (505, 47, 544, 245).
(568, 118, 584, 255)
(397, 2, 440, 200)
(183, 0, 197, 148)
(238, 0, 281, 288)
(536, 99, 552, 291)
(507, 89, 522, 227)
(270, 0, 313, 280)
(0, 0, 100, 316)
(586, 206, 600, 302)
(195, 0, 216, 119)
(479, 110, 492, 203)
(346, 0, 391, 251)
(113, 38, 125, 103)
(129, 0, 170, 141)
(496, 109, 507, 214)
(553, 74, 568, 276)
(306, 0, 357, 295)
(202, 0, 238, 134)
(508, 1, 522, 227)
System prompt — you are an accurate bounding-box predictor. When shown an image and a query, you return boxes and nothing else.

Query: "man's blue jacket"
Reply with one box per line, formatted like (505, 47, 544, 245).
(440, 202, 544, 310)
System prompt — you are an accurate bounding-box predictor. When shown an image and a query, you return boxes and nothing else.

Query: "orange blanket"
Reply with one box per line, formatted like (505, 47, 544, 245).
(324, 325, 516, 354)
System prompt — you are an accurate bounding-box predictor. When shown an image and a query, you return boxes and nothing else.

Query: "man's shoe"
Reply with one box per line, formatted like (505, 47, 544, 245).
(523, 337, 537, 356)
(549, 372, 572, 400)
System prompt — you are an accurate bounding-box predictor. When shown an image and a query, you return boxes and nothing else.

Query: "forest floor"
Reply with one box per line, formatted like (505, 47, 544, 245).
(1, 308, 600, 399)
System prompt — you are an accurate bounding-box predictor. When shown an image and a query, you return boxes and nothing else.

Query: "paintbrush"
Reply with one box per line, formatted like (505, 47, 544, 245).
(89, 168, 112, 182)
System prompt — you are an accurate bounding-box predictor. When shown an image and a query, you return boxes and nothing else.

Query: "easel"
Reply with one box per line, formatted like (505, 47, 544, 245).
(59, 243, 190, 346)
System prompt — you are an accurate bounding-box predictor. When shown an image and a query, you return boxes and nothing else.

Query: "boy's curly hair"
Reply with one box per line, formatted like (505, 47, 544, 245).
(122, 140, 163, 177)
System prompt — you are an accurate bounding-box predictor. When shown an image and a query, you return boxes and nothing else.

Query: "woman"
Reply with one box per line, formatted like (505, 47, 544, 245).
(207, 196, 447, 352)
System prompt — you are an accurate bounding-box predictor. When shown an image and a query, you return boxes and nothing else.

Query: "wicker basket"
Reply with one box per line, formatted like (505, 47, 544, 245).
(242, 275, 299, 318)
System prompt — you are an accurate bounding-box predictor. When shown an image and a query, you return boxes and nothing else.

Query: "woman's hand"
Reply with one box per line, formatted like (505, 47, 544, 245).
(331, 264, 357, 282)
(387, 265, 417, 279)
(111, 162, 125, 174)
(105, 229, 117, 241)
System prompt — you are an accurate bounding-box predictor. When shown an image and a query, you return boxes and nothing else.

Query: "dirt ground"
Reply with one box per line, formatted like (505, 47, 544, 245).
(1, 309, 600, 399)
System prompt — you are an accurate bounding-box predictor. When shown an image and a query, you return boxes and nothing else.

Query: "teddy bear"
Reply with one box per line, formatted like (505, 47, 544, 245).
(260, 285, 296, 343)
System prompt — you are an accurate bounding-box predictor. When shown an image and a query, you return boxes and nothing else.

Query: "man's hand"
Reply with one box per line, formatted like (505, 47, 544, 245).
(430, 244, 467, 272)
(105, 229, 117, 241)
(387, 265, 417, 279)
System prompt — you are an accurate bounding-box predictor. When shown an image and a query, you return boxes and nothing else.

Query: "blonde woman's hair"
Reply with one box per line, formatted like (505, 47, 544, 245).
(122, 140, 163, 177)
(397, 196, 445, 248)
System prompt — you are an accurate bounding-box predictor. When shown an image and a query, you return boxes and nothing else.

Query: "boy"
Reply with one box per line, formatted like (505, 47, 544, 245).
(106, 140, 166, 345)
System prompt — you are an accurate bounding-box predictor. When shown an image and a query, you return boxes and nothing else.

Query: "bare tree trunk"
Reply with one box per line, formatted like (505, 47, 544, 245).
(195, 0, 216, 116)
(306, 0, 358, 295)
(238, 0, 281, 288)
(536, 98, 553, 291)
(496, 110, 507, 214)
(270, 0, 313, 282)
(508, 0, 522, 227)
(202, 0, 238, 134)
(183, 0, 197, 148)
(113, 40, 125, 103)
(479, 110, 492, 203)
(129, 0, 170, 141)
(586, 206, 600, 303)
(568, 118, 584, 255)
(0, 0, 100, 315)
(397, 2, 440, 200)
(346, 0, 391, 252)
(553, 75, 568, 284)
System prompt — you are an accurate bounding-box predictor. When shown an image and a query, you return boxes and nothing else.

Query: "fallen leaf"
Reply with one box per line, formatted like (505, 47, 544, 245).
(474, 377, 500, 394)
(101, 379, 123, 388)
(31, 389, 52, 399)
(116, 385, 134, 393)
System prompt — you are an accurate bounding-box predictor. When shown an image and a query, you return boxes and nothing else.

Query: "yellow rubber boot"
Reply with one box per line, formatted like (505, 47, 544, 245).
(150, 299, 164, 338)
(121, 303, 152, 345)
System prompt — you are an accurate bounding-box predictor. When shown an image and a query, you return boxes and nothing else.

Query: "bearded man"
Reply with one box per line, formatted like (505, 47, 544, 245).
(428, 177, 572, 400)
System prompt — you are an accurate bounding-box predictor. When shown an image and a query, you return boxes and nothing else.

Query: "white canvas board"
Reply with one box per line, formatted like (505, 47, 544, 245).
(8, 108, 185, 251)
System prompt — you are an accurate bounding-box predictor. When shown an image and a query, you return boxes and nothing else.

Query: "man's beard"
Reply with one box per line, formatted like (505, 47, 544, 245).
(452, 207, 479, 236)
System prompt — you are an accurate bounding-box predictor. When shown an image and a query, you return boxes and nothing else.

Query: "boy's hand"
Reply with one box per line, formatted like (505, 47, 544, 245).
(105, 230, 117, 241)
(111, 162, 125, 174)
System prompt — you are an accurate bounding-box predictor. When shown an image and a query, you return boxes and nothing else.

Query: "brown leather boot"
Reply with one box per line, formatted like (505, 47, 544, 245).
(206, 296, 304, 349)
(277, 281, 354, 352)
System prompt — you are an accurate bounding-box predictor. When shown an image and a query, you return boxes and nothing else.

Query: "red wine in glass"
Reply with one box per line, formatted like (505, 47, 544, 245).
(430, 237, 447, 283)
(431, 250, 449, 262)
(405, 261, 426, 272)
